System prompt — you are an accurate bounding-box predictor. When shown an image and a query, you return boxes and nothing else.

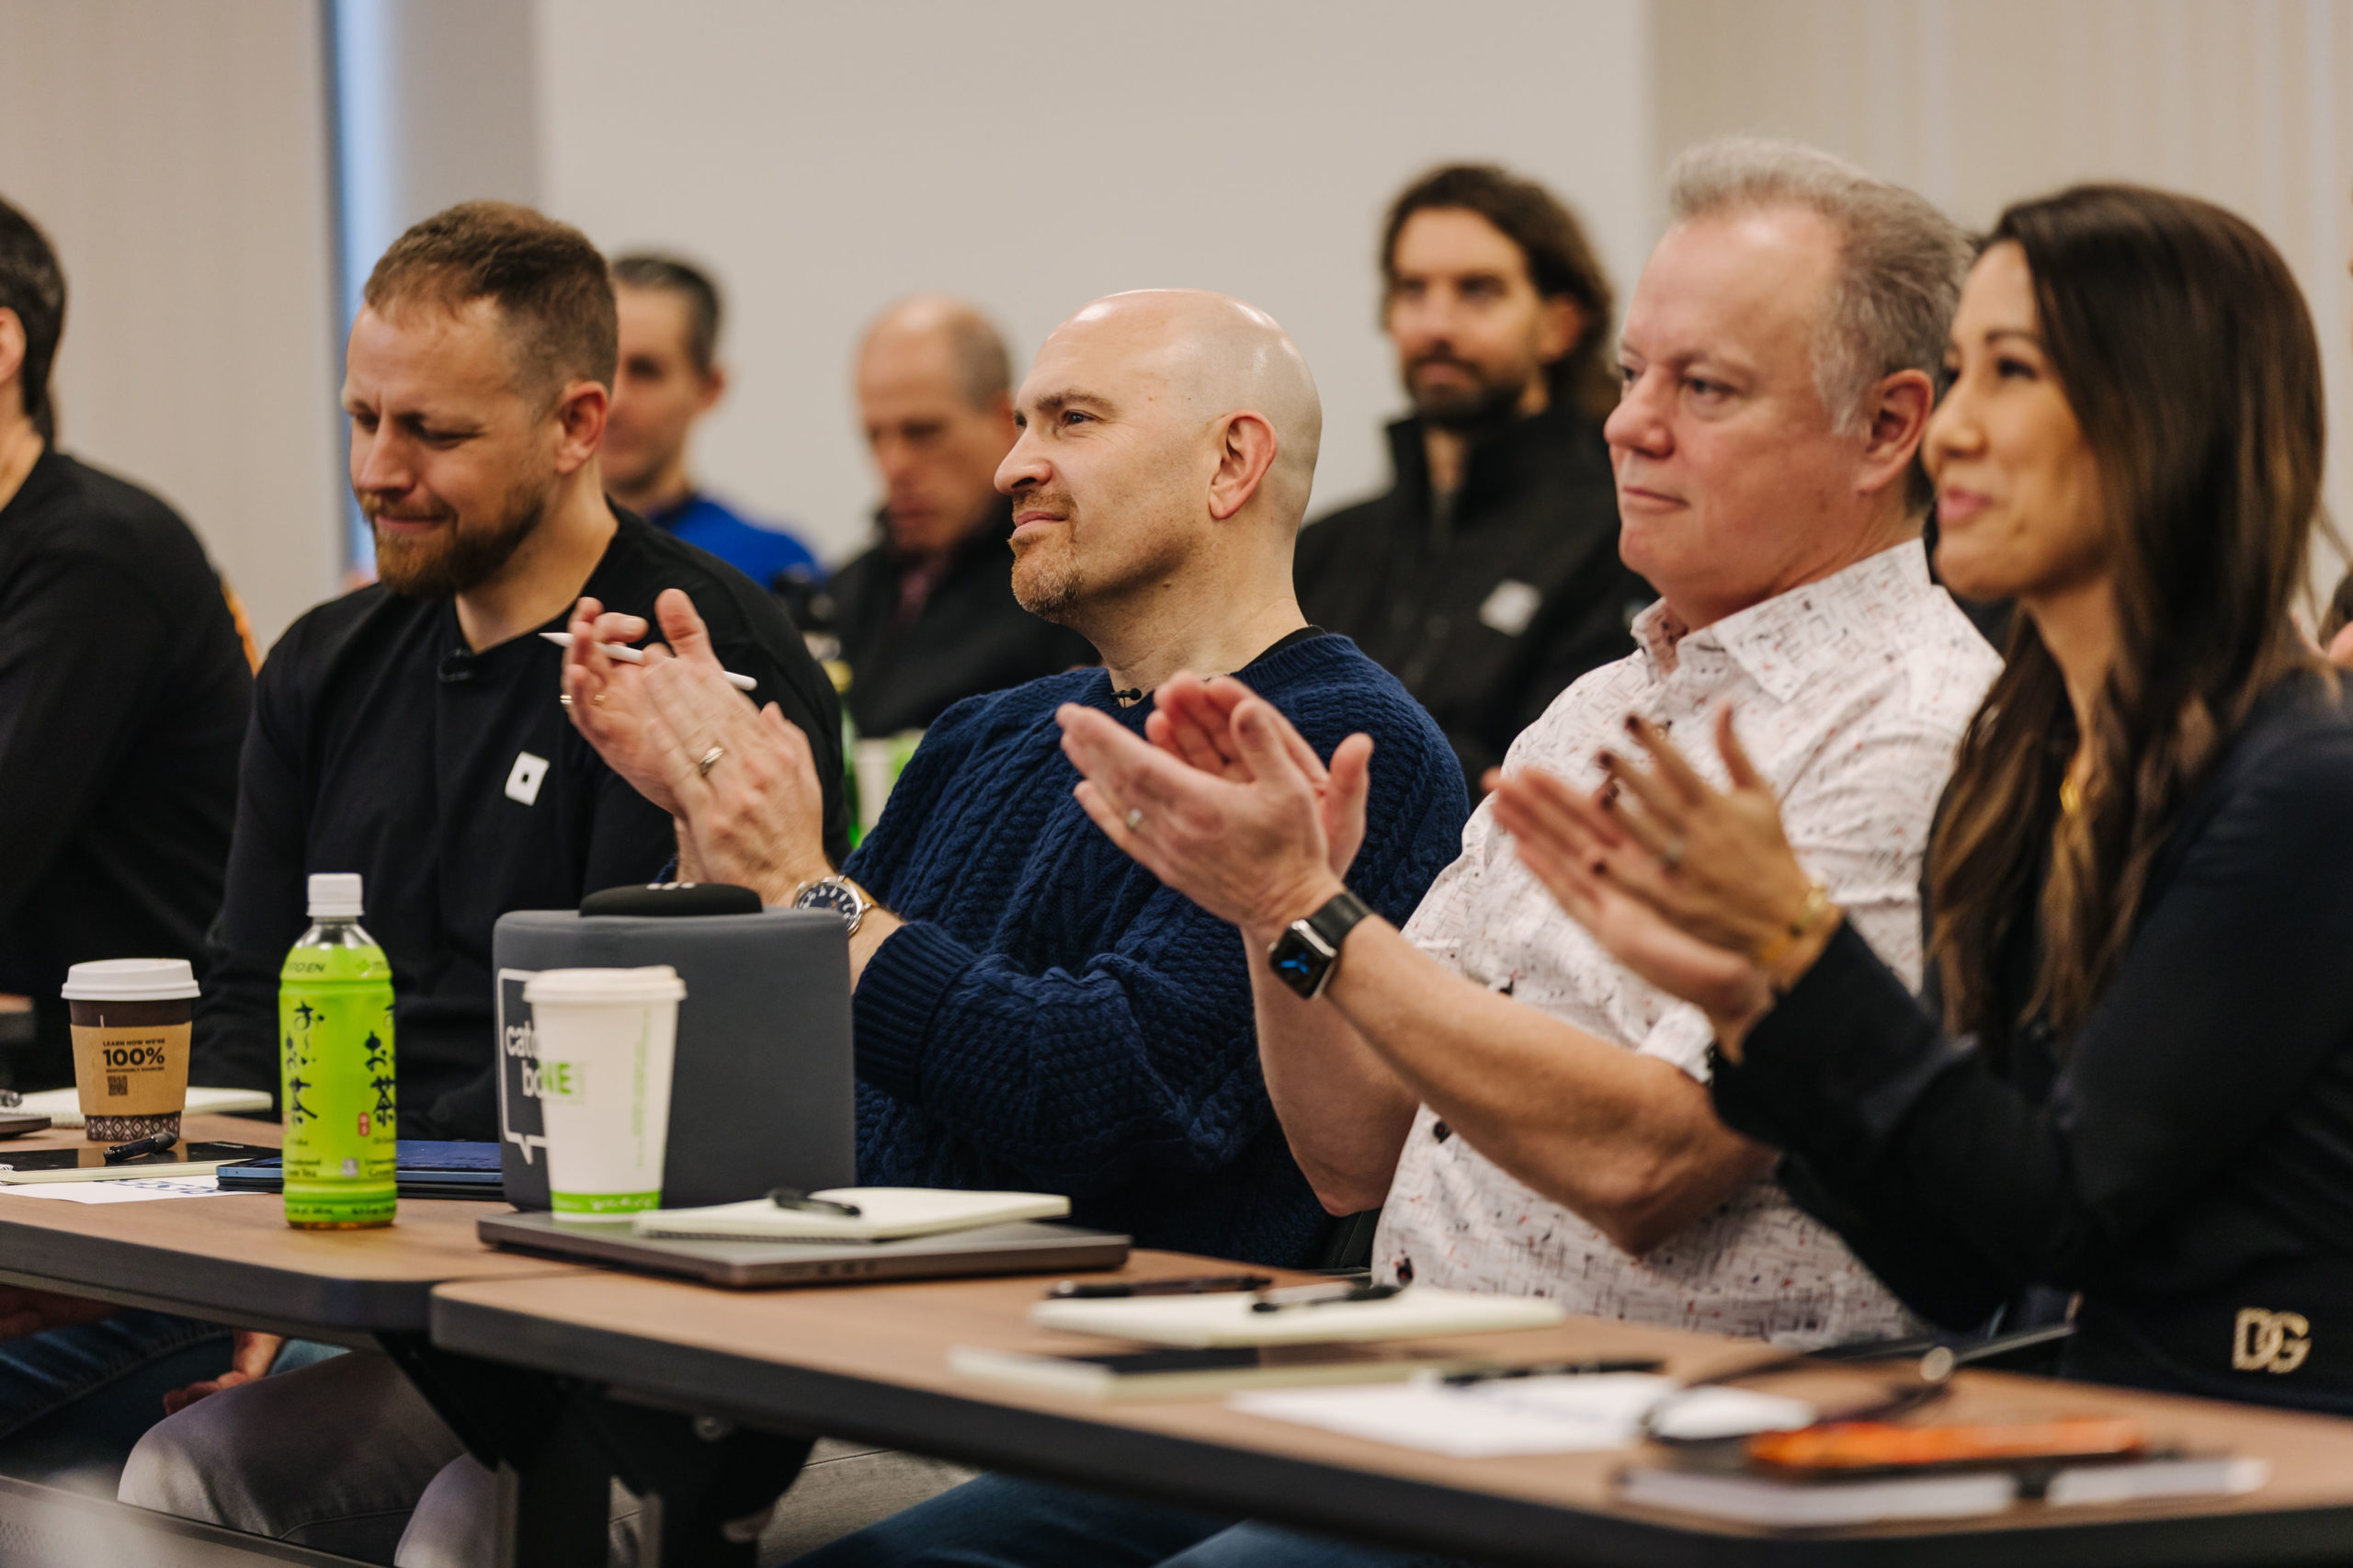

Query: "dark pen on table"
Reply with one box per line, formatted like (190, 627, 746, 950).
(769, 1187, 862, 1217)
(1440, 1358, 1665, 1386)
(104, 1132, 177, 1165)
(1048, 1273, 1275, 1300)
(1250, 1283, 1404, 1314)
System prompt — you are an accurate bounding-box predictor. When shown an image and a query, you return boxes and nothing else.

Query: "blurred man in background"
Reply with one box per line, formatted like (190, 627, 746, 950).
(604, 253, 822, 591)
(1297, 164, 1651, 792)
(0, 193, 252, 1091)
(825, 295, 1094, 738)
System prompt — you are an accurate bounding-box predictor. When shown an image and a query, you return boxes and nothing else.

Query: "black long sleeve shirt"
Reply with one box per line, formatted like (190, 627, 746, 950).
(1294, 403, 1652, 791)
(1714, 675, 2353, 1411)
(192, 507, 847, 1139)
(826, 501, 1096, 737)
(0, 449, 252, 1084)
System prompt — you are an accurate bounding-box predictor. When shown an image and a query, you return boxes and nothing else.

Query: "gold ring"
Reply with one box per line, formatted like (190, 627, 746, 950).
(1125, 807, 1145, 830)
(1661, 835, 1687, 872)
(697, 745, 725, 778)
(558, 693, 573, 709)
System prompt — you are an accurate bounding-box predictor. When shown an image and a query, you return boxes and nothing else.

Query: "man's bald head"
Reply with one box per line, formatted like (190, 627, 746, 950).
(857, 294, 1019, 558)
(860, 293, 1011, 411)
(1037, 290, 1322, 529)
(997, 290, 1322, 637)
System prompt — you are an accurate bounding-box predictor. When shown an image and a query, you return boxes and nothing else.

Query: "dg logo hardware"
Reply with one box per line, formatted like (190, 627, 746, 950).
(2232, 1307, 2312, 1373)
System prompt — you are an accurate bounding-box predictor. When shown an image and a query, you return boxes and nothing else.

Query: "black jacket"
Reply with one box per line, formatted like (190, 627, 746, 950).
(828, 502, 1095, 737)
(1294, 403, 1649, 789)
(193, 508, 847, 1139)
(1715, 674, 2353, 1412)
(0, 450, 252, 1085)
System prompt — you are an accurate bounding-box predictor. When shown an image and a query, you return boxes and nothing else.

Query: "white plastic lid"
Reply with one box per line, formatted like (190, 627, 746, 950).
(523, 965, 686, 1006)
(308, 872, 365, 919)
(61, 958, 200, 1002)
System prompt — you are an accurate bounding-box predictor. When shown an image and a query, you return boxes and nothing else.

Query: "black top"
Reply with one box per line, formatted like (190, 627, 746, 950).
(1294, 403, 1651, 790)
(1713, 674, 2353, 1412)
(192, 507, 847, 1139)
(827, 500, 1096, 736)
(0, 449, 253, 1084)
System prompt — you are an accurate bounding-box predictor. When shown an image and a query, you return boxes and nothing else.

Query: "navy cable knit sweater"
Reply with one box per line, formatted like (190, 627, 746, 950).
(841, 633, 1469, 1267)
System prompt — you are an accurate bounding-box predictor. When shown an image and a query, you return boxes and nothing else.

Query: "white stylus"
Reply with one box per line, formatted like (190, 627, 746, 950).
(541, 631, 757, 691)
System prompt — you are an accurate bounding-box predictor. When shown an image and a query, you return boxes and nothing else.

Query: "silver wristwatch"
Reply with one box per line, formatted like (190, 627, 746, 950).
(790, 874, 872, 936)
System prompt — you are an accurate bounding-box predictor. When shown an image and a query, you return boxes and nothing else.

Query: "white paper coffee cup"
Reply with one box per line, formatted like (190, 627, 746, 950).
(522, 966, 684, 1220)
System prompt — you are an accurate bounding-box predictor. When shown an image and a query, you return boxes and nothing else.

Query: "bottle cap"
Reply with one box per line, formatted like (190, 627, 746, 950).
(307, 872, 366, 919)
(60, 958, 200, 1001)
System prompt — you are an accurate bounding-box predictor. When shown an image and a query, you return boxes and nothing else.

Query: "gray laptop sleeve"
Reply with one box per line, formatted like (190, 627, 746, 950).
(491, 907, 857, 1210)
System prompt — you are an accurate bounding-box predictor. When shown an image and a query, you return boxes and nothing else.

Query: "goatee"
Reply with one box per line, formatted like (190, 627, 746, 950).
(369, 472, 553, 597)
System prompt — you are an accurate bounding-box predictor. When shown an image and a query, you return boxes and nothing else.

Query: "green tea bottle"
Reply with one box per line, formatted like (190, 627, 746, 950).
(278, 872, 396, 1228)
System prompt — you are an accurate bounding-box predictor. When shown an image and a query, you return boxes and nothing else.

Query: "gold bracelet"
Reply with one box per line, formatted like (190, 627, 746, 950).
(1752, 881, 1832, 971)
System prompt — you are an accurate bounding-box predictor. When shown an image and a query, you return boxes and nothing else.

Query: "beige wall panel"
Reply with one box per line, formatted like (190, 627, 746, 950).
(0, 0, 343, 649)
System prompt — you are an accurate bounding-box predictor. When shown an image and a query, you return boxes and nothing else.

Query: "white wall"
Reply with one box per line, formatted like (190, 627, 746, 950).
(0, 0, 344, 649)
(534, 0, 1656, 564)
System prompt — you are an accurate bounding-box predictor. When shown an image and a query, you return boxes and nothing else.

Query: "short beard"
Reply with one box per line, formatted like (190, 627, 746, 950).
(1406, 355, 1537, 434)
(369, 470, 553, 598)
(1010, 535, 1081, 623)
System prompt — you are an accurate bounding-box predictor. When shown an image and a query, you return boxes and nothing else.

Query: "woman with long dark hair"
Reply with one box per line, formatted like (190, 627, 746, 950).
(1494, 185, 2353, 1410)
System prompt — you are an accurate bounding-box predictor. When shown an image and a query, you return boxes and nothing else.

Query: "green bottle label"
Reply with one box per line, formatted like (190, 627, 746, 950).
(279, 940, 397, 1225)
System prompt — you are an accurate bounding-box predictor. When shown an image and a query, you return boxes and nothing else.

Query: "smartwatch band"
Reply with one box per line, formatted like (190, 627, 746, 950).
(1267, 889, 1376, 1000)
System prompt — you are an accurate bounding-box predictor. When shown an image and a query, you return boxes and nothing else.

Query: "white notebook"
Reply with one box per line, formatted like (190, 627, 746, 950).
(1030, 1285, 1567, 1347)
(16, 1086, 273, 1129)
(631, 1187, 1071, 1243)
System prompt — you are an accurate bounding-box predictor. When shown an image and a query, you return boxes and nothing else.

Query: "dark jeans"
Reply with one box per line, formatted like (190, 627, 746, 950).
(0, 1312, 232, 1483)
(790, 1472, 1474, 1567)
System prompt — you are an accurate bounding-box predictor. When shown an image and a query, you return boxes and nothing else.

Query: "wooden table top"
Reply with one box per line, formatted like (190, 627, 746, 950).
(431, 1250, 2353, 1567)
(0, 1114, 582, 1336)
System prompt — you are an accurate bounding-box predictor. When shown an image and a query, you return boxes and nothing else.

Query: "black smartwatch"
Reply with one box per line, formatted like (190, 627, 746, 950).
(1267, 890, 1375, 1000)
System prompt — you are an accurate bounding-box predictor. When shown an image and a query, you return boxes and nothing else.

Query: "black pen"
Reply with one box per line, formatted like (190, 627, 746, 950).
(1049, 1273, 1274, 1300)
(1250, 1283, 1404, 1314)
(104, 1132, 176, 1165)
(768, 1187, 862, 1217)
(1440, 1358, 1665, 1386)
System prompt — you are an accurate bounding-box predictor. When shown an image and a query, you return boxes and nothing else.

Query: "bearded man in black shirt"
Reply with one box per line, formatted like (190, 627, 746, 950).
(1296, 165, 1653, 791)
(186, 202, 847, 1141)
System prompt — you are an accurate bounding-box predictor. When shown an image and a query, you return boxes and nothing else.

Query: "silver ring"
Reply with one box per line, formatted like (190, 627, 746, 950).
(1661, 835, 1687, 872)
(558, 693, 573, 709)
(1125, 807, 1145, 831)
(697, 745, 725, 778)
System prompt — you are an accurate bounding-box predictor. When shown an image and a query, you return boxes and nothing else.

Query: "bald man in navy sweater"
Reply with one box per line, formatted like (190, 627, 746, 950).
(563, 289, 1468, 1267)
(128, 291, 1470, 1567)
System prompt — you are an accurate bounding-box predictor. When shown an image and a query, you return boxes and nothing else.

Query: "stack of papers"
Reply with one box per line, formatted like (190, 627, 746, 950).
(1, 1176, 222, 1205)
(633, 1187, 1069, 1243)
(1231, 1373, 1812, 1456)
(1030, 1285, 1567, 1347)
(12, 1086, 273, 1128)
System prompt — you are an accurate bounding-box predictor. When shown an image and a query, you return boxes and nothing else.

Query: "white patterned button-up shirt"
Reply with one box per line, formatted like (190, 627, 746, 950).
(1373, 541, 2004, 1346)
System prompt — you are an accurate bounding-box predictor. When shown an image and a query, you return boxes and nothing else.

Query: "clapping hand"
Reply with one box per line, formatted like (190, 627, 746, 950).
(563, 590, 832, 901)
(1143, 673, 1372, 881)
(1057, 683, 1368, 941)
(1488, 707, 1832, 1055)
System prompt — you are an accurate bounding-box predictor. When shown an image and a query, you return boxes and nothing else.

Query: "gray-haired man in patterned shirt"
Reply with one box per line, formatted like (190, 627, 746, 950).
(1065, 137, 2002, 1349)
